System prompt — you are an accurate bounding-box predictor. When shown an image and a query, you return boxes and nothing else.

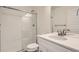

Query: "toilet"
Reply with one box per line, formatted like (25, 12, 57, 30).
(26, 43, 39, 52)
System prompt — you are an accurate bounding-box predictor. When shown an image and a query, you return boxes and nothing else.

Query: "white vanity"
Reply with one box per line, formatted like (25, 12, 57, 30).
(38, 32, 79, 52)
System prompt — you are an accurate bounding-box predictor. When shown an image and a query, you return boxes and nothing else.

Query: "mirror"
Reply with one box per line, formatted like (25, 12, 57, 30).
(51, 6, 79, 33)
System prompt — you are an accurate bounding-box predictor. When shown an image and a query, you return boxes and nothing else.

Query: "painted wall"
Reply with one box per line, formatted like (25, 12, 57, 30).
(37, 7, 51, 34)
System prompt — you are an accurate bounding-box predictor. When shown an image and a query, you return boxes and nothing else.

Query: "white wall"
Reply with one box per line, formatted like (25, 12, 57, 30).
(37, 7, 51, 34)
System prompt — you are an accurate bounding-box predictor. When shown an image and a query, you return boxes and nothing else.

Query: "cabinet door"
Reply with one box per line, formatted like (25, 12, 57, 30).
(38, 37, 72, 52)
(39, 44, 48, 52)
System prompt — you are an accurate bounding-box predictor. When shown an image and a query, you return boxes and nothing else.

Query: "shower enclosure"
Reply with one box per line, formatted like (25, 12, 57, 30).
(21, 12, 37, 51)
(0, 6, 37, 52)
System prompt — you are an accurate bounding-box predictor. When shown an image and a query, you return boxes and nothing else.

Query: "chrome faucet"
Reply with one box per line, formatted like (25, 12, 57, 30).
(57, 29, 70, 36)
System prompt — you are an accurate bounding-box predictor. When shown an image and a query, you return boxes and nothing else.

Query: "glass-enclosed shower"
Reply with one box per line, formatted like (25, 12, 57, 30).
(0, 6, 37, 52)
(21, 12, 37, 51)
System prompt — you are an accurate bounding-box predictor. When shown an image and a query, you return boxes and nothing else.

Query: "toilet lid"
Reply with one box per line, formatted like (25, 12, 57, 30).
(27, 43, 38, 49)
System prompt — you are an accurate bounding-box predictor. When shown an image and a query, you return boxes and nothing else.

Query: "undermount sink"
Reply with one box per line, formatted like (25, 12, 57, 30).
(66, 33, 79, 38)
(49, 33, 79, 40)
(66, 33, 75, 36)
(49, 35, 67, 40)
(49, 33, 75, 40)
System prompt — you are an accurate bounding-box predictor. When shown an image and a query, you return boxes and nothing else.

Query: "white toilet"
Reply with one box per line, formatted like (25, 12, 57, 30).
(26, 43, 39, 52)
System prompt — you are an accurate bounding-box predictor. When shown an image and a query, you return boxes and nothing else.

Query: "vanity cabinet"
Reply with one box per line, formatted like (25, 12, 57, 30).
(38, 37, 72, 52)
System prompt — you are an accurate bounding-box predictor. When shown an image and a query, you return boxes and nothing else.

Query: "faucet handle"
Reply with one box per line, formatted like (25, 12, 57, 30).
(62, 29, 70, 35)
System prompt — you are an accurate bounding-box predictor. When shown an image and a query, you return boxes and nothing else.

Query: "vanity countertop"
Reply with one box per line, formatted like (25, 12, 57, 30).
(38, 32, 79, 51)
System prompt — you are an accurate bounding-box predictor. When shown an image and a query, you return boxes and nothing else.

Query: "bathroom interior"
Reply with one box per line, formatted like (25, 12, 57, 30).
(0, 6, 79, 52)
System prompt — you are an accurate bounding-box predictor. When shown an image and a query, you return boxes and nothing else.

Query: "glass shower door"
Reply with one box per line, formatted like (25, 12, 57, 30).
(22, 13, 37, 50)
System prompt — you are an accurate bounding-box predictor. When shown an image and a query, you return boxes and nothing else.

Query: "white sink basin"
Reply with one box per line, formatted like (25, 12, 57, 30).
(49, 33, 79, 40)
(66, 33, 79, 38)
(49, 35, 67, 40)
